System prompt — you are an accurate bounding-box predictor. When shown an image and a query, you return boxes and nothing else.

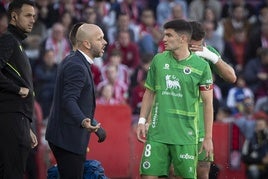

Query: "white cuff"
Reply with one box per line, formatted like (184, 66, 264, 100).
(138, 117, 146, 125)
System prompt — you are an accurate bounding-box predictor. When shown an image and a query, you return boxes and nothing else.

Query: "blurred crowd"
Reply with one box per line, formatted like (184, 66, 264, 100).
(1, 0, 268, 178)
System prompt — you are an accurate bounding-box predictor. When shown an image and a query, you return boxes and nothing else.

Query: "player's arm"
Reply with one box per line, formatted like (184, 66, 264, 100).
(137, 88, 155, 143)
(200, 87, 214, 158)
(213, 58, 236, 83)
(195, 46, 237, 83)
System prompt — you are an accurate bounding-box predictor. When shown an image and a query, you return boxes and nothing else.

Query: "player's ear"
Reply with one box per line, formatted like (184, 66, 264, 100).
(11, 12, 17, 21)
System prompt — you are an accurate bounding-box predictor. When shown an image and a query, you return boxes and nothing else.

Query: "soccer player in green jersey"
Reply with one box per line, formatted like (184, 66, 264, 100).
(136, 19, 214, 179)
(189, 21, 237, 179)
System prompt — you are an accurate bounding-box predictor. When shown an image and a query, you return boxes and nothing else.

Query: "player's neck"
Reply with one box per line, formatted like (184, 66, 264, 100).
(172, 48, 190, 61)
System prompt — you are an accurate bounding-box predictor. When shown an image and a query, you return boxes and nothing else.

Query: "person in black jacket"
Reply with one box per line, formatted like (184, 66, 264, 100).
(45, 23, 107, 179)
(242, 111, 268, 179)
(0, 0, 38, 178)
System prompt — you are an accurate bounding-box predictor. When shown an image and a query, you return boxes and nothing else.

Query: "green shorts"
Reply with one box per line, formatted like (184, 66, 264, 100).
(198, 138, 214, 162)
(140, 140, 198, 178)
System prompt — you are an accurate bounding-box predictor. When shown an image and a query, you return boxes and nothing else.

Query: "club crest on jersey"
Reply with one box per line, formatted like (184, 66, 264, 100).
(163, 64, 169, 70)
(183, 66, 191, 74)
(165, 75, 181, 90)
(143, 160, 151, 169)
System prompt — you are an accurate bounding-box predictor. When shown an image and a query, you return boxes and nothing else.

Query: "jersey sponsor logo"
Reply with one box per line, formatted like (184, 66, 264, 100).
(142, 160, 151, 169)
(179, 153, 195, 160)
(165, 75, 181, 90)
(183, 66, 191, 74)
(151, 103, 159, 128)
(163, 64, 169, 70)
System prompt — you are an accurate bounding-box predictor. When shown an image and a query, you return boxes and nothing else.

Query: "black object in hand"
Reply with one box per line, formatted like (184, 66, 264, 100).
(95, 127, 106, 143)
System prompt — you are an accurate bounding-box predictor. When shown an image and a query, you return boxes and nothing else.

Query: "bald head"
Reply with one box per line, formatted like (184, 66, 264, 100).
(75, 23, 107, 59)
(76, 23, 101, 43)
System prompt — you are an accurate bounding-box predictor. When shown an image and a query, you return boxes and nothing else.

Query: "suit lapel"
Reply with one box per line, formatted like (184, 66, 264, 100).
(75, 51, 96, 107)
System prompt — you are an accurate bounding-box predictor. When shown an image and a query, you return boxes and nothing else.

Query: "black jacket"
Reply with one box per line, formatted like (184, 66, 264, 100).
(0, 24, 34, 121)
(46, 50, 96, 155)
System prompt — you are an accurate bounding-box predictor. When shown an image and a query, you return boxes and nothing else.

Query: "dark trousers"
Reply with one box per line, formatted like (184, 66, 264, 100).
(49, 142, 86, 179)
(0, 113, 31, 179)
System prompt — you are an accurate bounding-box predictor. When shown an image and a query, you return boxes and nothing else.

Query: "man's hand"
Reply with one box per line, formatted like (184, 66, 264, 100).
(30, 129, 38, 148)
(189, 44, 203, 52)
(95, 127, 106, 143)
(195, 46, 220, 64)
(19, 87, 29, 98)
(137, 123, 147, 143)
(81, 118, 100, 132)
(199, 137, 213, 159)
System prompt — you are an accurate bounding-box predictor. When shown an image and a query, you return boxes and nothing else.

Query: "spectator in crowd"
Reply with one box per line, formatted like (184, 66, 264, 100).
(42, 0, 80, 28)
(41, 22, 71, 64)
(203, 20, 224, 54)
(170, 3, 186, 20)
(129, 54, 153, 126)
(226, 73, 254, 114)
(114, 0, 142, 25)
(216, 106, 233, 123)
(223, 27, 248, 73)
(107, 12, 138, 44)
(246, 20, 268, 62)
(34, 49, 57, 119)
(96, 83, 120, 105)
(107, 30, 140, 74)
(256, 0, 268, 15)
(130, 53, 153, 92)
(0, 11, 8, 36)
(244, 47, 268, 100)
(233, 96, 256, 140)
(222, 4, 252, 42)
(102, 49, 130, 85)
(221, 0, 256, 23)
(97, 64, 129, 104)
(202, 6, 223, 38)
(229, 96, 257, 169)
(34, 0, 50, 27)
(137, 8, 162, 54)
(93, 0, 117, 28)
(23, 6, 47, 63)
(242, 111, 268, 179)
(130, 70, 147, 124)
(156, 0, 188, 27)
(188, 0, 221, 22)
(80, 5, 108, 43)
(249, 5, 268, 37)
(59, 10, 76, 37)
(255, 96, 268, 115)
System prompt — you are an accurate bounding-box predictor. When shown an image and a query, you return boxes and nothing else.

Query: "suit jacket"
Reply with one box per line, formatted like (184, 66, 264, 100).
(45, 50, 96, 155)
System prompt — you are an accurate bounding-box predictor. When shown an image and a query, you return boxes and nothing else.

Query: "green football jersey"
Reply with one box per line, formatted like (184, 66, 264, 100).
(145, 51, 213, 145)
(198, 46, 220, 140)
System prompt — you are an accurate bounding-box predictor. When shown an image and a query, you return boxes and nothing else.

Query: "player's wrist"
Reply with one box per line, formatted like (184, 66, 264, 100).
(208, 53, 220, 64)
(138, 117, 146, 125)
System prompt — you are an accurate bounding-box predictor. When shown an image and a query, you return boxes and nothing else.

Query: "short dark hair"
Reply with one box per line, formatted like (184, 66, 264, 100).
(163, 19, 192, 37)
(189, 21, 205, 41)
(7, 0, 35, 20)
(69, 22, 84, 47)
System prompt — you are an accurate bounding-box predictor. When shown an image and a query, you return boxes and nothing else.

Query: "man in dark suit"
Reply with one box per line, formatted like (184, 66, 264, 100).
(45, 23, 107, 179)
